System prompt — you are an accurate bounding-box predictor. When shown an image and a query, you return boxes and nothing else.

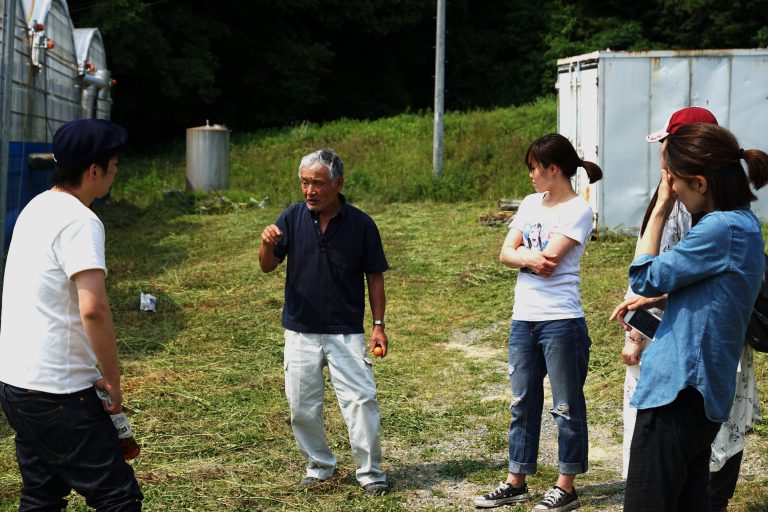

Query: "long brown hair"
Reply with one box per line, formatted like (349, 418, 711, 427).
(664, 123, 768, 211)
(525, 133, 603, 183)
(639, 186, 704, 236)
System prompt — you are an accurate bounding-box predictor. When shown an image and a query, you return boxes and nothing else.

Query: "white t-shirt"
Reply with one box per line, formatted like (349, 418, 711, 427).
(0, 190, 107, 393)
(510, 192, 594, 321)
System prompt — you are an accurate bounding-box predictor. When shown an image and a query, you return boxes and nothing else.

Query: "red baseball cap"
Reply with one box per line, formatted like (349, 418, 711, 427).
(646, 107, 718, 143)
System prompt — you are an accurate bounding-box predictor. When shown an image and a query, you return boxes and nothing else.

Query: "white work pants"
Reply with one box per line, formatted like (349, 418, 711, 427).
(283, 330, 385, 486)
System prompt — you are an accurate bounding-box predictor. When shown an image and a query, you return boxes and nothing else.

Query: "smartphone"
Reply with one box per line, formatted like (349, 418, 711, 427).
(624, 308, 662, 340)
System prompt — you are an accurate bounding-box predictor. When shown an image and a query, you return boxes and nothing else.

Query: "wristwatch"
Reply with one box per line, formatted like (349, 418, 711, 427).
(373, 319, 385, 328)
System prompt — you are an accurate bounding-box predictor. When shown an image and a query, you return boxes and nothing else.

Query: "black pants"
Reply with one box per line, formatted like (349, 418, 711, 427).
(0, 382, 143, 511)
(624, 387, 721, 512)
(709, 450, 743, 512)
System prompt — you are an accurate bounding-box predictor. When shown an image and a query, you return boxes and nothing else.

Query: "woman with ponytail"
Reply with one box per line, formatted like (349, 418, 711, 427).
(622, 122, 767, 512)
(611, 107, 762, 512)
(474, 134, 602, 511)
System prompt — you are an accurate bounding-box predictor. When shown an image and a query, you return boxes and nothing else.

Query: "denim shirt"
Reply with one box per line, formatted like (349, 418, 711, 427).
(628, 208, 764, 422)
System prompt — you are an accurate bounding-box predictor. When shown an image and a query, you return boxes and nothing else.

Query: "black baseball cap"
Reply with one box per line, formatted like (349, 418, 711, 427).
(52, 119, 128, 170)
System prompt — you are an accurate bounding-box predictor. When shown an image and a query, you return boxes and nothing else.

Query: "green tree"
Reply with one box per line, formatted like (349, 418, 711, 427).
(72, 0, 226, 142)
(652, 0, 768, 48)
(67, 0, 768, 145)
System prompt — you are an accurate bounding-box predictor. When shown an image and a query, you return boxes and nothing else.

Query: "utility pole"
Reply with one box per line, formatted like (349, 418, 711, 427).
(0, 0, 18, 284)
(433, 0, 445, 178)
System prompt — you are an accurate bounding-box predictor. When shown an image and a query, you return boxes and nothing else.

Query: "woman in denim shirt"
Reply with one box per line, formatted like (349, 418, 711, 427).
(623, 123, 768, 512)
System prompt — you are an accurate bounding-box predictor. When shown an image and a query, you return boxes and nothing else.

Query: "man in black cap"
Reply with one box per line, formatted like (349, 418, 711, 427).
(0, 119, 143, 510)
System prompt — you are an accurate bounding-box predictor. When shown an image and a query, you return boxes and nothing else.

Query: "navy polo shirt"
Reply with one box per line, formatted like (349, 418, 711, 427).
(272, 194, 389, 334)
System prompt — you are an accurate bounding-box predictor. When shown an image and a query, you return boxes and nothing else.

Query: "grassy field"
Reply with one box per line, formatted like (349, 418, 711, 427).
(0, 101, 766, 511)
(0, 199, 765, 511)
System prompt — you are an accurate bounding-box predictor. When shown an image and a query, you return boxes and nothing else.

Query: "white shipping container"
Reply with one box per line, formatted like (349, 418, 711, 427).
(556, 49, 768, 233)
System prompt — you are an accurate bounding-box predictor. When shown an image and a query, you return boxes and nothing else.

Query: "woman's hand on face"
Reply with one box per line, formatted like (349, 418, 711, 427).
(655, 170, 677, 214)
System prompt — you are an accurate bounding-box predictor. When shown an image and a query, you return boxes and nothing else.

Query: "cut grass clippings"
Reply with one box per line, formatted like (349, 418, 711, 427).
(1, 99, 766, 510)
(0, 200, 764, 511)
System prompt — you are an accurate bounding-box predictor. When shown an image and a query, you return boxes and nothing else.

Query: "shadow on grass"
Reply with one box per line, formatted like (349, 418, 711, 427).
(578, 480, 625, 508)
(389, 460, 487, 491)
(387, 458, 625, 507)
(0, 414, 12, 438)
(94, 196, 196, 361)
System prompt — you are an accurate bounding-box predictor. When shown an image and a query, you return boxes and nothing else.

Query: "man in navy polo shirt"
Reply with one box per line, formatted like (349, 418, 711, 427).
(259, 148, 389, 495)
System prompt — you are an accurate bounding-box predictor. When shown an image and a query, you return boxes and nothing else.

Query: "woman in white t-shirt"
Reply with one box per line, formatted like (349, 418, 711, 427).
(475, 134, 602, 511)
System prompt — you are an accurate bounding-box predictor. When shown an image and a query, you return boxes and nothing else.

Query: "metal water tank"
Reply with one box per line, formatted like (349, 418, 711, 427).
(186, 122, 229, 192)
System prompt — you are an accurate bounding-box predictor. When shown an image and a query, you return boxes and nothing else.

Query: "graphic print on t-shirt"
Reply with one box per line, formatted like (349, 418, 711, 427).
(522, 222, 551, 251)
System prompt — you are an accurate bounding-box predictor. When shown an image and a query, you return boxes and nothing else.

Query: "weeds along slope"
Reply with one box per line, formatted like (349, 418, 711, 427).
(111, 97, 556, 208)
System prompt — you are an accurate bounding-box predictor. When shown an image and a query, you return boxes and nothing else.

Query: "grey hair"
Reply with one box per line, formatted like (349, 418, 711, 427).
(298, 149, 344, 181)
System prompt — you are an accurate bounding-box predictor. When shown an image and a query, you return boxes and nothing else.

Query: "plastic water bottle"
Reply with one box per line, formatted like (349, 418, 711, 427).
(95, 389, 141, 460)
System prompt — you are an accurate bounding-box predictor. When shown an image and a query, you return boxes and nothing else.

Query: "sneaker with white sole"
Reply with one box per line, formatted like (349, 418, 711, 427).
(474, 482, 529, 508)
(532, 486, 579, 511)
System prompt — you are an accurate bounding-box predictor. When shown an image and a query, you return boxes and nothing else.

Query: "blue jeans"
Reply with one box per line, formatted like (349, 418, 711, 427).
(0, 382, 143, 511)
(507, 318, 590, 475)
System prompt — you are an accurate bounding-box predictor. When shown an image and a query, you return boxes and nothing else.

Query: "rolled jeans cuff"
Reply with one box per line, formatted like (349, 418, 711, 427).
(508, 460, 537, 475)
(559, 461, 588, 475)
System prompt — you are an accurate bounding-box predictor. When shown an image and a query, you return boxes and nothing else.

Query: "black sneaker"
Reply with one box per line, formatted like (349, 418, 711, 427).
(299, 474, 335, 487)
(363, 481, 389, 495)
(533, 486, 579, 511)
(474, 482, 529, 508)
(299, 476, 326, 487)
(299, 469, 338, 488)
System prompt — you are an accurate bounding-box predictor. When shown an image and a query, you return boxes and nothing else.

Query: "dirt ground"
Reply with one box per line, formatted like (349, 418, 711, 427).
(385, 323, 767, 511)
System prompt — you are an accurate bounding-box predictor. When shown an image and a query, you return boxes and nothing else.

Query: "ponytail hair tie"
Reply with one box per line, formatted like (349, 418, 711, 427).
(738, 148, 745, 159)
(579, 159, 585, 168)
